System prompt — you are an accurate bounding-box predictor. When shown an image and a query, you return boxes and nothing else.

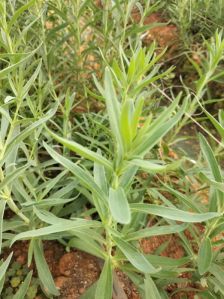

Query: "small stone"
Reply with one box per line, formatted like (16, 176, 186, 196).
(79, 287, 85, 294)
(54, 276, 69, 289)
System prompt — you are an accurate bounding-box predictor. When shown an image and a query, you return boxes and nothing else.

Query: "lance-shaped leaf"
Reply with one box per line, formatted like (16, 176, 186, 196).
(0, 252, 13, 283)
(130, 203, 220, 222)
(0, 201, 5, 254)
(33, 240, 59, 296)
(0, 164, 30, 190)
(0, 44, 42, 79)
(144, 275, 161, 299)
(109, 187, 131, 224)
(198, 237, 212, 275)
(2, 105, 57, 166)
(113, 236, 157, 273)
(95, 258, 113, 299)
(46, 128, 112, 171)
(199, 134, 223, 182)
(95, 67, 123, 155)
(43, 142, 108, 218)
(130, 159, 181, 174)
(126, 223, 188, 241)
(132, 100, 187, 156)
(199, 173, 224, 192)
(12, 271, 33, 299)
(120, 99, 134, 150)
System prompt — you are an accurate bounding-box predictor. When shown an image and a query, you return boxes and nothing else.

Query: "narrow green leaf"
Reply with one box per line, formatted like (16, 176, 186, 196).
(0, 164, 30, 191)
(94, 150, 108, 194)
(109, 187, 131, 224)
(80, 282, 97, 299)
(0, 45, 41, 79)
(147, 93, 181, 133)
(0, 252, 13, 282)
(11, 218, 99, 244)
(199, 173, 224, 192)
(133, 100, 187, 156)
(33, 240, 59, 296)
(46, 128, 112, 170)
(113, 236, 157, 273)
(95, 258, 113, 299)
(22, 59, 42, 98)
(120, 99, 134, 149)
(209, 222, 224, 239)
(8, 0, 36, 30)
(204, 109, 224, 139)
(210, 264, 224, 288)
(162, 183, 200, 212)
(130, 203, 220, 222)
(199, 134, 223, 210)
(130, 159, 181, 174)
(3, 105, 57, 165)
(69, 237, 105, 259)
(0, 200, 6, 254)
(198, 237, 212, 275)
(12, 271, 33, 299)
(146, 255, 190, 268)
(103, 67, 123, 153)
(132, 97, 144, 139)
(144, 275, 161, 299)
(126, 223, 188, 241)
(208, 277, 224, 295)
(43, 142, 107, 218)
(199, 134, 222, 182)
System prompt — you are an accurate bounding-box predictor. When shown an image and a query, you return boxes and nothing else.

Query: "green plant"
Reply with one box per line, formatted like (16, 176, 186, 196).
(6, 47, 219, 298)
(166, 0, 224, 47)
(1, 1, 224, 298)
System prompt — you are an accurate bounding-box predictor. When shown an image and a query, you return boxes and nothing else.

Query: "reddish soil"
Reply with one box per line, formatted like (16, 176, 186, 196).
(3, 240, 139, 299)
(131, 11, 179, 55)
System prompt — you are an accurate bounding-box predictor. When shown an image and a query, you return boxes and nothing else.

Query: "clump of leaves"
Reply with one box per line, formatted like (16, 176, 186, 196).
(8, 46, 217, 299)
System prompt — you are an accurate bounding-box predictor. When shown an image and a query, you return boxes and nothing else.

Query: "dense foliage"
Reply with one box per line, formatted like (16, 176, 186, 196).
(0, 1, 224, 298)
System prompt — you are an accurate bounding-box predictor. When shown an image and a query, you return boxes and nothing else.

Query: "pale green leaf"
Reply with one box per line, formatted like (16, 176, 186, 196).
(198, 237, 212, 275)
(130, 203, 220, 222)
(126, 223, 188, 241)
(130, 159, 181, 174)
(144, 275, 161, 299)
(12, 271, 33, 299)
(8, 0, 36, 30)
(46, 128, 112, 170)
(199, 134, 223, 182)
(43, 142, 108, 218)
(95, 258, 113, 299)
(0, 252, 13, 282)
(109, 187, 131, 224)
(0, 200, 6, 254)
(113, 236, 157, 273)
(33, 240, 59, 296)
